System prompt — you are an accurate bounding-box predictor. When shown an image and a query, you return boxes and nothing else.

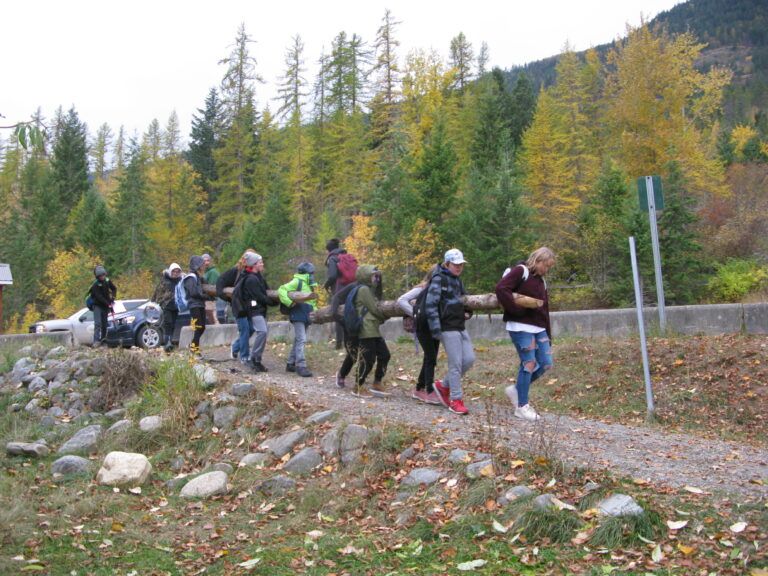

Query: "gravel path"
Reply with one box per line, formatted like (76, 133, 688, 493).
(206, 347, 768, 501)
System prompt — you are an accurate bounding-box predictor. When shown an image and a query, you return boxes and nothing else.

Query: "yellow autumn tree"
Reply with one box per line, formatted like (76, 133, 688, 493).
(604, 24, 731, 197)
(43, 246, 100, 318)
(343, 214, 383, 267)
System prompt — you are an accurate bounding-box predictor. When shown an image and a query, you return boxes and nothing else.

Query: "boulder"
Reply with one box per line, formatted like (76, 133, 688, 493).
(213, 406, 238, 429)
(27, 376, 48, 394)
(466, 459, 495, 479)
(597, 494, 644, 517)
(259, 429, 308, 458)
(257, 475, 296, 496)
(58, 424, 102, 455)
(319, 428, 340, 457)
(305, 410, 337, 425)
(7, 441, 50, 457)
(180, 471, 228, 498)
(107, 419, 133, 435)
(340, 424, 369, 464)
(96, 452, 152, 486)
(52, 455, 92, 476)
(401, 468, 442, 487)
(284, 448, 322, 475)
(239, 453, 272, 468)
(139, 415, 163, 432)
(231, 382, 255, 397)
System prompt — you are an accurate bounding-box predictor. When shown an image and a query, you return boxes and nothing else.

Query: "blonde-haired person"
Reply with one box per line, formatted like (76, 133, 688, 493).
(495, 247, 556, 421)
(397, 264, 442, 404)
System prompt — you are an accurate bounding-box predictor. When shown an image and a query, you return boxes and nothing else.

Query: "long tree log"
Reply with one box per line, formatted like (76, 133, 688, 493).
(202, 283, 503, 325)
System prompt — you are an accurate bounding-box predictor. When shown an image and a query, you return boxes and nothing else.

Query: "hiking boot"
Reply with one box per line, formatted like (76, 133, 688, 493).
(351, 386, 372, 398)
(433, 379, 450, 408)
(371, 382, 391, 397)
(335, 373, 346, 388)
(448, 399, 469, 415)
(412, 388, 428, 402)
(250, 360, 268, 373)
(514, 404, 540, 421)
(505, 384, 519, 408)
(297, 366, 313, 377)
(424, 391, 442, 405)
(286, 363, 296, 373)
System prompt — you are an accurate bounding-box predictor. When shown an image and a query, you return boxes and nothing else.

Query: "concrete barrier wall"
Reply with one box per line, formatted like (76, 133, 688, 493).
(0, 331, 74, 348)
(181, 301, 768, 349)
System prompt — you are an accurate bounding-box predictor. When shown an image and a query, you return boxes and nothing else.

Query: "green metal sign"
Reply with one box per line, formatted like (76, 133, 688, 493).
(637, 175, 664, 211)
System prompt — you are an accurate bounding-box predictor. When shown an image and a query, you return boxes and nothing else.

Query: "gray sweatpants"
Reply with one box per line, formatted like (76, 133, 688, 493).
(288, 321, 308, 368)
(440, 330, 475, 400)
(249, 315, 268, 363)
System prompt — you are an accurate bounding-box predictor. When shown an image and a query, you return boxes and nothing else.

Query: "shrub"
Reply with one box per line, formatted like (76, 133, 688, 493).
(708, 259, 768, 302)
(90, 350, 150, 412)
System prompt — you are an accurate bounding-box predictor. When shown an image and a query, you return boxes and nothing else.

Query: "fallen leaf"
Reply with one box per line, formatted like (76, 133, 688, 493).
(509, 460, 526, 469)
(457, 559, 487, 571)
(339, 544, 364, 555)
(446, 479, 458, 488)
(128, 487, 142, 495)
(730, 522, 747, 533)
(306, 530, 324, 540)
(677, 543, 695, 555)
(666, 520, 688, 530)
(651, 544, 663, 563)
(683, 486, 704, 494)
(492, 520, 508, 534)
(237, 558, 261, 569)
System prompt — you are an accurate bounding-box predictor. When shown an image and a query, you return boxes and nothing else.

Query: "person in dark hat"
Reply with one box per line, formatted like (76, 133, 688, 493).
(89, 265, 117, 347)
(185, 255, 210, 355)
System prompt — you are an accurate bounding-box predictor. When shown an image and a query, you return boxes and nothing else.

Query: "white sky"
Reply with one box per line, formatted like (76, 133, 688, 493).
(1, 0, 683, 144)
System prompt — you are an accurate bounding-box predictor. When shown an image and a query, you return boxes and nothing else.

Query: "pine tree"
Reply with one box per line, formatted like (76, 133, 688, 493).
(66, 187, 112, 255)
(91, 123, 112, 182)
(186, 87, 223, 226)
(509, 72, 536, 149)
(49, 107, 89, 214)
(142, 119, 163, 161)
(449, 32, 474, 92)
(370, 9, 401, 145)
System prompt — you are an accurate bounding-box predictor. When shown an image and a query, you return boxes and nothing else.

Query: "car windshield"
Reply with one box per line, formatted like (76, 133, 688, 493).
(68, 299, 148, 323)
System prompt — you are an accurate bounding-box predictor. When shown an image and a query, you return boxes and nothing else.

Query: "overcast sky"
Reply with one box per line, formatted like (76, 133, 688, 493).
(2, 0, 683, 144)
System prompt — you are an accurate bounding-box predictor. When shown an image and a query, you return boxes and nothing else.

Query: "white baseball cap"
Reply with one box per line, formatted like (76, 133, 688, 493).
(444, 248, 467, 265)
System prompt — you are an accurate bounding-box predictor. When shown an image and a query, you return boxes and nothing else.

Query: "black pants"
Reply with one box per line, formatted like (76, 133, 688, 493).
(416, 330, 440, 393)
(335, 320, 345, 349)
(339, 331, 359, 379)
(162, 308, 178, 345)
(93, 304, 109, 343)
(190, 307, 206, 349)
(356, 337, 390, 386)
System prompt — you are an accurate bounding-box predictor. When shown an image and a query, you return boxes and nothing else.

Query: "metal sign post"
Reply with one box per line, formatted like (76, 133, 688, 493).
(638, 176, 666, 333)
(629, 237, 655, 417)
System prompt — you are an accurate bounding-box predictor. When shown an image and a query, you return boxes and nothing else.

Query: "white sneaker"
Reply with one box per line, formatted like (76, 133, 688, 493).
(505, 385, 518, 407)
(514, 404, 540, 421)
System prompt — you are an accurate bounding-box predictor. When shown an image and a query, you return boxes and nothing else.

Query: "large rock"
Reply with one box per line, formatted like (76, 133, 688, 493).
(320, 428, 340, 457)
(45, 346, 68, 360)
(96, 452, 152, 486)
(58, 424, 103, 455)
(139, 415, 163, 432)
(213, 406, 238, 429)
(107, 419, 133, 435)
(305, 410, 337, 425)
(340, 424, 369, 465)
(597, 494, 644, 517)
(239, 453, 272, 468)
(283, 448, 322, 475)
(180, 471, 228, 498)
(27, 376, 48, 394)
(7, 441, 50, 457)
(466, 459, 495, 479)
(231, 382, 255, 397)
(401, 468, 442, 487)
(259, 429, 308, 458)
(52, 455, 92, 476)
(11, 357, 36, 383)
(257, 475, 296, 496)
(193, 365, 218, 388)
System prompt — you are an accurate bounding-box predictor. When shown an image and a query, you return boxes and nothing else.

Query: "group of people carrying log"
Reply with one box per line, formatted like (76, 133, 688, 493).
(92, 241, 556, 420)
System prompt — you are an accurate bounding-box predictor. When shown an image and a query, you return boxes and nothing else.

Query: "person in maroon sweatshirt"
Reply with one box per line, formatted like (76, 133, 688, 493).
(495, 247, 556, 421)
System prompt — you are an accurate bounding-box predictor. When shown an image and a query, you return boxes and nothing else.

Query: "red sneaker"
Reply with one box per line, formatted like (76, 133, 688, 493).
(412, 389, 428, 402)
(433, 380, 450, 408)
(448, 399, 469, 415)
(424, 391, 442, 405)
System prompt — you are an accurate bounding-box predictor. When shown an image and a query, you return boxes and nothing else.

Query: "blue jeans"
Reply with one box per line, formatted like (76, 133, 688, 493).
(288, 322, 308, 368)
(509, 331, 553, 407)
(232, 316, 254, 360)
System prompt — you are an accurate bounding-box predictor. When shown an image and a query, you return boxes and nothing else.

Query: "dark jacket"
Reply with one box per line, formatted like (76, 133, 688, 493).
(238, 270, 272, 318)
(152, 271, 180, 311)
(183, 272, 208, 310)
(354, 265, 387, 339)
(89, 278, 117, 308)
(331, 282, 358, 323)
(216, 266, 240, 298)
(324, 248, 346, 291)
(425, 266, 470, 336)
(495, 264, 551, 338)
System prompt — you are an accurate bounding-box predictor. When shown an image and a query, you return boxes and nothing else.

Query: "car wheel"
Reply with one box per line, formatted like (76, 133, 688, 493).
(136, 324, 161, 349)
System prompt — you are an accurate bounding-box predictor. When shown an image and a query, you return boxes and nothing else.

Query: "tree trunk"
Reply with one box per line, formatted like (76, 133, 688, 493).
(202, 284, 503, 325)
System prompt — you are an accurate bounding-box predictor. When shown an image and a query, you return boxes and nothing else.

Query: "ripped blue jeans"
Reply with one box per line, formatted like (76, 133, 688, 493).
(509, 330, 553, 407)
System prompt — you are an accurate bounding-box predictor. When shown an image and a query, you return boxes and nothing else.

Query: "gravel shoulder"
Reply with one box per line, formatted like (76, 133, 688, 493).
(205, 347, 768, 500)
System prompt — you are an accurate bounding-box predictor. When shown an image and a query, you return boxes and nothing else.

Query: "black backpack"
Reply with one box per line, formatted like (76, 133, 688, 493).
(230, 272, 249, 317)
(343, 285, 367, 336)
(412, 273, 447, 334)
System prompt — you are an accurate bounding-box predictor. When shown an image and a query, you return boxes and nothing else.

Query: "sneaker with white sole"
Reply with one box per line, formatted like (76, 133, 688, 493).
(424, 391, 442, 405)
(505, 384, 518, 408)
(335, 372, 346, 388)
(514, 404, 540, 421)
(433, 379, 450, 408)
(412, 388, 428, 402)
(371, 382, 391, 397)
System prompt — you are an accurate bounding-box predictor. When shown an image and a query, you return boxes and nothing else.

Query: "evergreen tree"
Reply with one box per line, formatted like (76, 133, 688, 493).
(49, 107, 89, 214)
(186, 87, 223, 226)
(91, 123, 112, 182)
(142, 119, 163, 161)
(449, 32, 474, 92)
(66, 188, 112, 255)
(370, 9, 401, 144)
(509, 72, 536, 149)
